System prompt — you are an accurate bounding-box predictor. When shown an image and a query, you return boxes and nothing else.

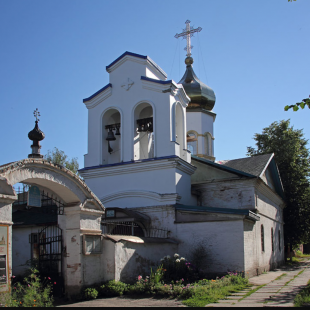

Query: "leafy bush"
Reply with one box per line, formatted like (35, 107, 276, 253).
(84, 287, 98, 300)
(160, 253, 199, 283)
(127, 271, 248, 307)
(100, 280, 128, 297)
(3, 268, 53, 307)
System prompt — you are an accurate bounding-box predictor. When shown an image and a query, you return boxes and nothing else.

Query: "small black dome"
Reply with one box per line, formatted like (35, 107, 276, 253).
(28, 121, 45, 142)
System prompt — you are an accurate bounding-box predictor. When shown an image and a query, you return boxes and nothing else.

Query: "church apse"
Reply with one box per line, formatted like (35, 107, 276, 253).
(133, 103, 154, 160)
(102, 109, 121, 165)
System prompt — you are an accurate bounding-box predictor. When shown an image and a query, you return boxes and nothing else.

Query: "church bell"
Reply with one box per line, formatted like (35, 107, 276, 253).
(115, 125, 120, 135)
(106, 128, 116, 154)
(106, 128, 116, 141)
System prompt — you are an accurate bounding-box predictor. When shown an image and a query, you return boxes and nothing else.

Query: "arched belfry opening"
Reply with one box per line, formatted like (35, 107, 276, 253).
(102, 108, 121, 165)
(133, 103, 154, 160)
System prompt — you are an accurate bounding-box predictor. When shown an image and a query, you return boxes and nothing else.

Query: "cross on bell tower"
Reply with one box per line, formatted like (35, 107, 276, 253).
(174, 20, 202, 57)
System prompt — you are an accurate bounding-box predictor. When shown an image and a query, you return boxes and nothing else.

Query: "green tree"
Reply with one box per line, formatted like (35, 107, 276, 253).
(285, 96, 310, 112)
(247, 120, 310, 247)
(45, 147, 79, 175)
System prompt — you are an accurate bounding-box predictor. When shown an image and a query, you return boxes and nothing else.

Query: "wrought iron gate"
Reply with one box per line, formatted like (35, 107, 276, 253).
(37, 225, 64, 296)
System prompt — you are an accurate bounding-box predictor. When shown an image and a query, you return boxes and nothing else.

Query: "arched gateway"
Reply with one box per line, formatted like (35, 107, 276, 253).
(0, 158, 105, 296)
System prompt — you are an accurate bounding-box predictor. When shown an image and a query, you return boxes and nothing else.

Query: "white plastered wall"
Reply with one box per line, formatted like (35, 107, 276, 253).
(186, 112, 215, 157)
(131, 205, 245, 275)
(243, 186, 284, 277)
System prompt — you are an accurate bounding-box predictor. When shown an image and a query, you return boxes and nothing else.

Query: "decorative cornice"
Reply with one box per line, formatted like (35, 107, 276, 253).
(80, 156, 196, 179)
(80, 229, 102, 234)
(186, 107, 217, 121)
(100, 190, 180, 205)
(83, 84, 112, 109)
(0, 194, 18, 202)
(141, 76, 174, 93)
(0, 221, 13, 225)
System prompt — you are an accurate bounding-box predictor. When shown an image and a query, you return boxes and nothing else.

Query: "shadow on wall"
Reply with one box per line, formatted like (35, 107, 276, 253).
(116, 241, 178, 283)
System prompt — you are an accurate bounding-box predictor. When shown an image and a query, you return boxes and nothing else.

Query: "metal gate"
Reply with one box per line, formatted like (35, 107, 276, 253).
(37, 225, 64, 296)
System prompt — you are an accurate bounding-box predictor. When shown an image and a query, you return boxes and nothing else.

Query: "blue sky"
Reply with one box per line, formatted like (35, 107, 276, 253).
(0, 0, 309, 168)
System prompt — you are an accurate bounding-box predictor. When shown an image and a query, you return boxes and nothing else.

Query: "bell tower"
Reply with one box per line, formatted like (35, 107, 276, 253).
(80, 52, 197, 208)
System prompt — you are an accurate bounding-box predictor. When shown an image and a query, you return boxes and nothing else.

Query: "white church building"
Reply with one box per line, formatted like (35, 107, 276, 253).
(79, 49, 285, 282)
(1, 22, 285, 295)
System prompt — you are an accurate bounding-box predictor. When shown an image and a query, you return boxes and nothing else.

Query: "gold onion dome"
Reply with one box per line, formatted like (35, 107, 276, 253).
(179, 56, 216, 111)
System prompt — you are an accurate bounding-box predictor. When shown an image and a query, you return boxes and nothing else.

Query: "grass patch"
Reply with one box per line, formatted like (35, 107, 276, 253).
(286, 257, 302, 266)
(274, 273, 287, 281)
(294, 280, 310, 307)
(238, 284, 266, 302)
(182, 280, 249, 307)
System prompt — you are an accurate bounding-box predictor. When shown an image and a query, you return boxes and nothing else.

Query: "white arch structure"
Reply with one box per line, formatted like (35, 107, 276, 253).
(0, 158, 104, 296)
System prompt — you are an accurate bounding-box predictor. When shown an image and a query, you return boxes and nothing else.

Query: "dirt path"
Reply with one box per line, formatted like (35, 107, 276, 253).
(57, 296, 186, 307)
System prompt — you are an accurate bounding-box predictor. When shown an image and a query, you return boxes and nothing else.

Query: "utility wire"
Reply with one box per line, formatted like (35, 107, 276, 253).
(170, 39, 179, 79)
(197, 32, 209, 85)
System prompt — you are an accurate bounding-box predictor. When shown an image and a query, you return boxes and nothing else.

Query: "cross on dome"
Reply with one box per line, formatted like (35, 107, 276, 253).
(174, 20, 202, 57)
(33, 108, 41, 122)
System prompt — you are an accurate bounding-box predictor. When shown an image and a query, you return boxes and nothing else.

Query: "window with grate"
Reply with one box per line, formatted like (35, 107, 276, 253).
(261, 225, 265, 252)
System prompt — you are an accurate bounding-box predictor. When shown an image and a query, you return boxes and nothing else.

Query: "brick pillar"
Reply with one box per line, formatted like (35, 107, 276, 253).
(58, 204, 104, 297)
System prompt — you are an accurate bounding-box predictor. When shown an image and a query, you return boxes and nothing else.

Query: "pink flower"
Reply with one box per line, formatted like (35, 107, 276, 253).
(54, 282, 56, 285)
(28, 284, 30, 287)
(138, 275, 142, 281)
(12, 276, 16, 278)
(48, 277, 51, 280)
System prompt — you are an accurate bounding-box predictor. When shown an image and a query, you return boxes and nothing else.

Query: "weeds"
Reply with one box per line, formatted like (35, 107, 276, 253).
(274, 273, 287, 281)
(294, 280, 310, 307)
(238, 284, 266, 302)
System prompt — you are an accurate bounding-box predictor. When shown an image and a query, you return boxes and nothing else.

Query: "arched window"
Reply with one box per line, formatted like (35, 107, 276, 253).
(279, 230, 281, 251)
(102, 109, 121, 165)
(271, 228, 274, 252)
(261, 225, 265, 252)
(187, 132, 197, 155)
(134, 103, 154, 160)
